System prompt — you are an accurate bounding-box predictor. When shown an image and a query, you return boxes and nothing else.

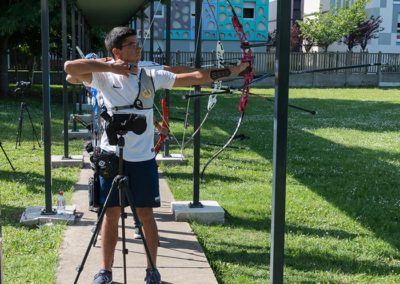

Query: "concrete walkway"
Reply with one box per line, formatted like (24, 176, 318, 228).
(56, 157, 218, 284)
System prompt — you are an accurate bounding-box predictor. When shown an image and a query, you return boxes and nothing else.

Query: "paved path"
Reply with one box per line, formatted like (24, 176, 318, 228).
(56, 157, 218, 284)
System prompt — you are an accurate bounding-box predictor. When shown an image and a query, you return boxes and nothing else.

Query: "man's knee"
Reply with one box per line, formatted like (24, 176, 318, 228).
(104, 207, 120, 223)
(137, 207, 154, 223)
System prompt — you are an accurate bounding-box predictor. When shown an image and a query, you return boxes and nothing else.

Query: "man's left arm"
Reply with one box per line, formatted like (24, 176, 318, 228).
(173, 62, 249, 87)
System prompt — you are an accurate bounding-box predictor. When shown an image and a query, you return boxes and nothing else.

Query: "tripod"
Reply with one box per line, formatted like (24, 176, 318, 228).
(74, 134, 157, 284)
(15, 102, 41, 149)
(0, 142, 15, 171)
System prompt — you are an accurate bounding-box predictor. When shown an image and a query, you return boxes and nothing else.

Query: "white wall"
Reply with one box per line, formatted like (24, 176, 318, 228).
(268, 0, 278, 31)
(303, 0, 323, 15)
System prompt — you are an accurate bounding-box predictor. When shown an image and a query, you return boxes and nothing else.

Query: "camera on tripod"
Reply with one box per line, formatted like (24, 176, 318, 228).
(100, 106, 147, 145)
(14, 81, 31, 95)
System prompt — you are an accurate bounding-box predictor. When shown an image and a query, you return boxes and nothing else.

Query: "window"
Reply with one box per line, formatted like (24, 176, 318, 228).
(154, 1, 164, 18)
(190, 1, 195, 18)
(397, 13, 400, 45)
(243, 2, 255, 19)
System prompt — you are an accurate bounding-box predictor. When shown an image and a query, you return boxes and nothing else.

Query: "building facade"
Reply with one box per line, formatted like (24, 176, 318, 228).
(311, 0, 399, 52)
(268, 0, 303, 31)
(269, 0, 399, 53)
(136, 0, 269, 53)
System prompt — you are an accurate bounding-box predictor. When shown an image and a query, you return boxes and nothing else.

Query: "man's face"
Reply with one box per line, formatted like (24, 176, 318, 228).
(114, 35, 142, 63)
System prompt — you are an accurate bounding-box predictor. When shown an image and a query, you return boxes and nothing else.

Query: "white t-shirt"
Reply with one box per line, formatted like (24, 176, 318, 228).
(90, 64, 176, 161)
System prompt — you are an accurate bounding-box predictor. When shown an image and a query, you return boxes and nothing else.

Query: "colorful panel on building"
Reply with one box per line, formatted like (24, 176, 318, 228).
(154, 0, 268, 42)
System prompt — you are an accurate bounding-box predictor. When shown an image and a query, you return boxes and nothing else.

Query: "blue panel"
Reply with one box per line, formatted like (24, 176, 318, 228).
(214, 0, 268, 42)
(169, 29, 191, 40)
(202, 0, 219, 40)
(167, 0, 269, 42)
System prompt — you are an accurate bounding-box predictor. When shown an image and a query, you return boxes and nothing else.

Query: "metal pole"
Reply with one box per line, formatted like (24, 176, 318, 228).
(270, 0, 292, 282)
(0, 225, 3, 284)
(190, 0, 203, 208)
(71, 5, 77, 131)
(82, 19, 85, 53)
(150, 0, 155, 61)
(41, 0, 53, 214)
(62, 0, 69, 159)
(140, 11, 145, 59)
(78, 11, 82, 51)
(77, 12, 83, 115)
(164, 0, 171, 157)
(71, 6, 76, 59)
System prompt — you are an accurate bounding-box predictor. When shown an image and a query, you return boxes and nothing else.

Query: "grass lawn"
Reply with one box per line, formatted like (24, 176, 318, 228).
(160, 87, 400, 283)
(1, 86, 83, 283)
(1, 86, 399, 283)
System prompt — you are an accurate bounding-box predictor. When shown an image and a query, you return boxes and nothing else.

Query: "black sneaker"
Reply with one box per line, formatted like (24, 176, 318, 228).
(144, 268, 161, 284)
(92, 269, 112, 284)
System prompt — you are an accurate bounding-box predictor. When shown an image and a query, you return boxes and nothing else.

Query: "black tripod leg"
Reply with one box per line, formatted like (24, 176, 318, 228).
(120, 178, 157, 270)
(118, 177, 128, 284)
(15, 103, 24, 149)
(92, 206, 103, 247)
(24, 104, 41, 148)
(74, 177, 120, 284)
(0, 143, 15, 171)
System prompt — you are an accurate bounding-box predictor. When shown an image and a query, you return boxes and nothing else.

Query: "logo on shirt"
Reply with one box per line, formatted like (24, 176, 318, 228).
(142, 88, 152, 99)
(112, 84, 121, 89)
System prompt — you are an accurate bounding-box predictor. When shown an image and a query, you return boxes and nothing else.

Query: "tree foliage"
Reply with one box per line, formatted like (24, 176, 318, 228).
(298, 0, 369, 51)
(290, 22, 303, 51)
(0, 0, 60, 97)
(342, 15, 383, 51)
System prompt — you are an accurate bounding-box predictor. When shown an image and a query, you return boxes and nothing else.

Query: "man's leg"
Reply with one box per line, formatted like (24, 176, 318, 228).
(137, 207, 158, 268)
(101, 206, 120, 270)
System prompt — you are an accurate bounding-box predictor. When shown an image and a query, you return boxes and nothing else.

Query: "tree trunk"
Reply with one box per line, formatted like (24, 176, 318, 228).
(0, 36, 9, 98)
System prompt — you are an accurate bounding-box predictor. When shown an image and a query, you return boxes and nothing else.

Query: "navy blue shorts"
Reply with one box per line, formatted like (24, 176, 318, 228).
(99, 158, 160, 208)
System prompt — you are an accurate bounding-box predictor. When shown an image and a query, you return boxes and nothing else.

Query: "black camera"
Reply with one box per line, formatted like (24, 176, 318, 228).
(100, 107, 147, 145)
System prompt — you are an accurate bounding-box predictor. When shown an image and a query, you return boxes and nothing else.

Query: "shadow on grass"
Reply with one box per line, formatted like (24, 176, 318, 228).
(182, 95, 400, 278)
(225, 211, 362, 240)
(165, 171, 243, 183)
(0, 169, 76, 195)
(286, 223, 363, 240)
(285, 249, 400, 276)
(207, 248, 268, 268)
(1, 204, 26, 227)
(286, 130, 400, 249)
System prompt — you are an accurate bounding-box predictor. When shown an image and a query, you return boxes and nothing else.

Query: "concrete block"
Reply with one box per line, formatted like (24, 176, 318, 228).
(76, 103, 93, 112)
(51, 155, 83, 168)
(156, 153, 187, 165)
(20, 206, 77, 226)
(63, 129, 91, 139)
(171, 200, 225, 224)
(379, 82, 400, 87)
(70, 113, 92, 124)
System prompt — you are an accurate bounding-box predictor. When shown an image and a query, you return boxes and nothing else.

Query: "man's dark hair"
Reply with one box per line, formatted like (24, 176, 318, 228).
(104, 26, 137, 55)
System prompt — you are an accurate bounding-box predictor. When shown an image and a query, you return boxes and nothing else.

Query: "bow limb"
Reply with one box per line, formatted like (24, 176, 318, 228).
(200, 113, 244, 180)
(154, 96, 169, 154)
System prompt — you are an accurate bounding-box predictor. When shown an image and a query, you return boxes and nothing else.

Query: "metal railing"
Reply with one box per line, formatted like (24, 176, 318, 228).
(7, 50, 400, 74)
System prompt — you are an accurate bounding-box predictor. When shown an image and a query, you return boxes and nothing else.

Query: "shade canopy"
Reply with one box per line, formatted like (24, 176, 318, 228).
(75, 0, 149, 28)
